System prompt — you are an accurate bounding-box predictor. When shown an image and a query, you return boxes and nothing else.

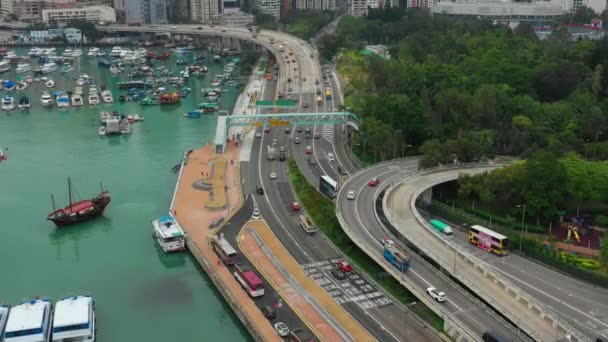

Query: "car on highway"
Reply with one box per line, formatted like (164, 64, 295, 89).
(308, 158, 316, 166)
(256, 185, 264, 195)
(287, 60, 291, 64)
(288, 87, 293, 92)
(330, 269, 346, 280)
(197, 27, 203, 30)
(336, 259, 353, 273)
(287, 78, 292, 83)
(221, 29, 226, 32)
(279, 145, 286, 152)
(315, 80, 319, 85)
(303, 77, 307, 81)
(296, 126, 303, 133)
(294, 136, 301, 144)
(305, 146, 312, 155)
(368, 178, 379, 187)
(279, 152, 286, 161)
(261, 305, 276, 319)
(426, 287, 447, 303)
(302, 102, 309, 108)
(327, 152, 335, 162)
(272, 138, 278, 146)
(284, 127, 290, 133)
(255, 132, 262, 138)
(346, 190, 356, 200)
(314, 132, 320, 139)
(274, 322, 290, 337)
(291, 202, 301, 211)
(252, 207, 261, 219)
(289, 51, 293, 55)
(270, 172, 277, 179)
(273, 76, 278, 81)
(264, 127, 271, 133)
(316, 89, 322, 95)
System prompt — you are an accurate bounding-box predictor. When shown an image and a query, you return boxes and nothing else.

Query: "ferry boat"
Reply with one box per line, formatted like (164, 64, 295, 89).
(41, 92, 53, 107)
(0, 61, 10, 73)
(3, 299, 52, 342)
(101, 90, 113, 103)
(16, 63, 32, 73)
(52, 295, 96, 342)
(57, 93, 70, 108)
(42, 62, 57, 73)
(0, 303, 9, 338)
(71, 93, 83, 107)
(1, 95, 15, 111)
(152, 215, 186, 252)
(47, 178, 111, 227)
(18, 95, 31, 110)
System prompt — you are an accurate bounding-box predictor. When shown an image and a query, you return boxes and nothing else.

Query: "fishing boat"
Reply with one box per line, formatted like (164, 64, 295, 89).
(3, 299, 52, 342)
(152, 214, 186, 252)
(4, 80, 15, 91)
(52, 295, 96, 342)
(16, 81, 27, 91)
(101, 90, 113, 103)
(71, 93, 83, 107)
(1, 95, 15, 111)
(61, 64, 74, 73)
(159, 92, 181, 105)
(41, 92, 53, 106)
(18, 95, 30, 110)
(57, 93, 70, 108)
(45, 79, 55, 88)
(16, 63, 31, 73)
(47, 178, 111, 227)
(42, 62, 57, 73)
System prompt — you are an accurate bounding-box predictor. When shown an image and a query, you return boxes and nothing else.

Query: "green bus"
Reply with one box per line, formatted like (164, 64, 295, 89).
(430, 219, 453, 238)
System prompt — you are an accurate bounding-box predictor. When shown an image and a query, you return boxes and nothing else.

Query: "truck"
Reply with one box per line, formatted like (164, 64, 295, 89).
(325, 89, 332, 100)
(430, 219, 453, 238)
(298, 214, 317, 234)
(382, 238, 410, 272)
(267, 146, 276, 160)
(279, 45, 285, 52)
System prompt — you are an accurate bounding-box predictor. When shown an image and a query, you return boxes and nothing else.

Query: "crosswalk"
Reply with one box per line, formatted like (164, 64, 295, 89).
(322, 124, 334, 143)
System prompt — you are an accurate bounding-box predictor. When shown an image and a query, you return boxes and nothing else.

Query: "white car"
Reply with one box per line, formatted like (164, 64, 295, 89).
(346, 190, 356, 200)
(327, 152, 335, 162)
(274, 322, 290, 337)
(426, 287, 446, 302)
(252, 207, 260, 219)
(255, 132, 262, 138)
(270, 172, 277, 179)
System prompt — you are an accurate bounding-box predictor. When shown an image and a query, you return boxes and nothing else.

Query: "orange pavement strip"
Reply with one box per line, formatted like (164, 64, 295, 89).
(239, 220, 377, 342)
(172, 142, 281, 342)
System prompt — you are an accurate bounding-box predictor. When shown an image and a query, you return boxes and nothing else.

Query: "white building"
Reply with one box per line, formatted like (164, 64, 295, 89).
(253, 0, 280, 19)
(42, 5, 116, 22)
(191, 0, 222, 22)
(295, 0, 336, 10)
(64, 27, 83, 42)
(432, 0, 564, 20)
(1, 0, 14, 15)
(220, 9, 254, 25)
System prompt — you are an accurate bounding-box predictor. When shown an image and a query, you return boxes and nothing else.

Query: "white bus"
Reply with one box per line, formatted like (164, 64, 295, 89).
(211, 233, 238, 265)
(319, 175, 337, 198)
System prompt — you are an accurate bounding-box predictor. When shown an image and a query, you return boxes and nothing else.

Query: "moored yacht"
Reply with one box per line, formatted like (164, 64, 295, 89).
(101, 90, 113, 103)
(0, 304, 9, 338)
(88, 90, 99, 105)
(42, 62, 57, 73)
(62, 48, 73, 57)
(57, 93, 70, 108)
(71, 93, 83, 107)
(88, 47, 99, 57)
(1, 95, 15, 111)
(41, 92, 53, 107)
(0, 61, 10, 73)
(52, 295, 96, 342)
(18, 95, 31, 110)
(109, 46, 122, 57)
(3, 298, 53, 342)
(152, 215, 186, 252)
(16, 63, 32, 73)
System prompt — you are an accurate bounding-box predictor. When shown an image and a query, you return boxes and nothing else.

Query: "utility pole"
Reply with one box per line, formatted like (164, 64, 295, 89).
(517, 204, 526, 252)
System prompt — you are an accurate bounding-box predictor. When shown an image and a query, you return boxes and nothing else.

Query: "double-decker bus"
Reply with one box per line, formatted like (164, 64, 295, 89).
(469, 225, 509, 256)
(430, 219, 453, 238)
(211, 233, 238, 265)
(233, 263, 265, 297)
(319, 175, 337, 198)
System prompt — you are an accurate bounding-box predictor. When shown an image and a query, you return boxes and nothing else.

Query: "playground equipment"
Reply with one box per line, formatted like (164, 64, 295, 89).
(567, 225, 580, 243)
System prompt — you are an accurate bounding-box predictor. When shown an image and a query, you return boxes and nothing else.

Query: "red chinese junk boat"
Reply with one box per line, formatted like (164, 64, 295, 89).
(47, 178, 111, 227)
(159, 92, 181, 105)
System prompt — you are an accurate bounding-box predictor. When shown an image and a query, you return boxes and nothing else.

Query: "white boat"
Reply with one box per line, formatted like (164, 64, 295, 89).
(16, 81, 28, 91)
(45, 79, 55, 88)
(61, 64, 74, 73)
(75, 86, 84, 95)
(71, 93, 83, 107)
(152, 215, 186, 252)
(26, 75, 33, 83)
(98, 126, 106, 136)
(41, 92, 54, 107)
(76, 77, 85, 86)
(57, 93, 70, 108)
(101, 90, 113, 103)
(0, 304, 9, 338)
(88, 92, 99, 105)
(16, 63, 32, 73)
(0, 61, 10, 73)
(63, 48, 73, 57)
(120, 118, 131, 134)
(97, 50, 106, 57)
(29, 47, 43, 56)
(52, 295, 96, 342)
(42, 62, 57, 73)
(1, 95, 15, 111)
(71, 49, 83, 57)
(3, 299, 52, 342)
(109, 46, 122, 57)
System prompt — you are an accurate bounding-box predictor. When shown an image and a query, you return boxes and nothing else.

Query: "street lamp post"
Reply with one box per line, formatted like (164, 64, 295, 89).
(517, 204, 526, 252)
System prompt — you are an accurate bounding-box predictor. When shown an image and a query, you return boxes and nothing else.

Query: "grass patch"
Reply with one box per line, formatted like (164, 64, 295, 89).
(288, 158, 444, 331)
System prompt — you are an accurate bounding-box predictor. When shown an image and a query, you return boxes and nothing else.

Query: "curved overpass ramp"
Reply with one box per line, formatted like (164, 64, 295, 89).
(338, 160, 587, 342)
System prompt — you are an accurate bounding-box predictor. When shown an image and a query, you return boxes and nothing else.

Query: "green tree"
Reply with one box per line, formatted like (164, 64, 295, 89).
(66, 20, 103, 42)
(600, 238, 608, 265)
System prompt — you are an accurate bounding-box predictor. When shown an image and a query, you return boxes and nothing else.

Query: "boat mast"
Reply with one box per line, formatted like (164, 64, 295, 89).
(100, 181, 104, 193)
(51, 194, 56, 213)
(68, 177, 73, 207)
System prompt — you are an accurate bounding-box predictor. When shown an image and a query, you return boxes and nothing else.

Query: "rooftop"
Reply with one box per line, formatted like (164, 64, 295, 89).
(155, 215, 185, 238)
(53, 296, 91, 328)
(5, 299, 49, 334)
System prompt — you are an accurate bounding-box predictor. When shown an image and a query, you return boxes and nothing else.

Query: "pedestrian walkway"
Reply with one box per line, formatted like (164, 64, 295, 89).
(239, 220, 376, 342)
(172, 142, 281, 342)
(200, 157, 227, 209)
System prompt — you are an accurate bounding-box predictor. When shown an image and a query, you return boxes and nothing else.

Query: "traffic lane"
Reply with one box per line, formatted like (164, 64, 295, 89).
(332, 124, 358, 174)
(343, 165, 523, 340)
(428, 214, 608, 340)
(220, 195, 312, 339)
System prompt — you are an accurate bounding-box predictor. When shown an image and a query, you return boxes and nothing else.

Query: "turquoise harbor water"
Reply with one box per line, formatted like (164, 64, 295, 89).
(0, 48, 251, 341)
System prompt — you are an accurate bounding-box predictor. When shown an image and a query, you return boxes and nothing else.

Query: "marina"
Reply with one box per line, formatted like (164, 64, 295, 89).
(0, 46, 249, 341)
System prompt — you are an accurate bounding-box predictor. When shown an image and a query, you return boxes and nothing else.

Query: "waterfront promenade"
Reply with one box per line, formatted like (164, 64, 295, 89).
(171, 142, 281, 342)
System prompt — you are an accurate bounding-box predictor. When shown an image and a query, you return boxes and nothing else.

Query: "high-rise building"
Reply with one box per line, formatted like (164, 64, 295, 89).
(42, 4, 116, 22)
(126, 0, 167, 24)
(74, 0, 112, 6)
(113, 0, 126, 22)
(350, 0, 366, 16)
(294, 0, 335, 10)
(253, 0, 279, 19)
(1, 0, 15, 15)
(191, 0, 221, 22)
(166, 0, 190, 23)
